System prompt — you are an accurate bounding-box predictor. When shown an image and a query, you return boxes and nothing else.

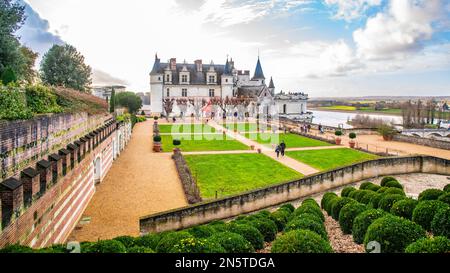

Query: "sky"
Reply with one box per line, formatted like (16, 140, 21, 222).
(16, 0, 450, 97)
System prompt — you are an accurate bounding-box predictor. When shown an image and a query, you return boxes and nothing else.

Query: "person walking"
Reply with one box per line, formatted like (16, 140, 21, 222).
(275, 145, 281, 158)
(280, 140, 286, 157)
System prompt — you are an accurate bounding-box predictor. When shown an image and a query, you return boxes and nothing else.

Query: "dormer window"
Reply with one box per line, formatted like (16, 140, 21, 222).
(208, 75, 215, 83)
(181, 75, 188, 83)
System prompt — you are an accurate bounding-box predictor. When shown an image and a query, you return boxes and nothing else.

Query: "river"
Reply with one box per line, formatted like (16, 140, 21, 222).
(311, 110, 403, 129)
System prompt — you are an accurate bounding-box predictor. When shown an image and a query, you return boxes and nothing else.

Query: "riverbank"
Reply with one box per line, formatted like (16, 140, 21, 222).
(310, 107, 403, 117)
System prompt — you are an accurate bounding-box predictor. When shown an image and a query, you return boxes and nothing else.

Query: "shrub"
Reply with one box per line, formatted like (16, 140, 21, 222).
(384, 180, 403, 189)
(37, 244, 67, 253)
(352, 209, 386, 244)
(302, 198, 320, 208)
(444, 184, 450, 193)
(247, 219, 278, 242)
(207, 220, 229, 232)
(341, 187, 356, 197)
(292, 203, 324, 222)
(271, 230, 333, 253)
(405, 236, 450, 253)
(384, 187, 405, 196)
(390, 198, 418, 220)
(25, 84, 62, 114)
(169, 237, 226, 253)
(153, 135, 161, 142)
(280, 203, 295, 213)
(227, 223, 264, 250)
(380, 177, 397, 187)
(331, 197, 357, 220)
(284, 217, 328, 241)
(437, 192, 450, 206)
(209, 232, 254, 253)
(364, 215, 426, 253)
(412, 200, 449, 231)
(431, 205, 450, 238)
(359, 182, 374, 190)
(378, 194, 405, 212)
(335, 130, 343, 136)
(172, 139, 181, 146)
(84, 240, 127, 253)
(0, 85, 33, 120)
(271, 209, 291, 231)
(376, 187, 389, 194)
(353, 190, 374, 203)
(366, 184, 381, 192)
(339, 202, 368, 234)
(113, 236, 136, 248)
(349, 132, 356, 139)
(368, 193, 385, 209)
(127, 246, 155, 253)
(186, 225, 216, 238)
(360, 191, 378, 205)
(321, 192, 338, 213)
(0, 244, 35, 253)
(134, 233, 161, 249)
(156, 231, 193, 253)
(418, 189, 444, 201)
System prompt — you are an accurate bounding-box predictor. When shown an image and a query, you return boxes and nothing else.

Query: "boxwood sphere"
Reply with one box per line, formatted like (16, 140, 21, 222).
(444, 184, 450, 193)
(247, 218, 278, 242)
(84, 239, 127, 253)
(292, 203, 325, 222)
(271, 209, 291, 231)
(359, 182, 375, 190)
(209, 232, 254, 253)
(431, 205, 450, 238)
(364, 215, 426, 253)
(302, 198, 320, 208)
(331, 197, 357, 220)
(405, 236, 450, 253)
(156, 231, 193, 253)
(321, 192, 338, 213)
(376, 187, 389, 194)
(383, 187, 405, 196)
(384, 180, 403, 189)
(354, 190, 375, 203)
(271, 230, 333, 253)
(169, 237, 227, 253)
(352, 209, 386, 244)
(360, 191, 378, 205)
(280, 203, 295, 213)
(367, 184, 381, 192)
(418, 189, 444, 201)
(390, 198, 418, 220)
(186, 225, 216, 238)
(368, 193, 384, 209)
(341, 186, 357, 197)
(127, 246, 155, 253)
(226, 223, 265, 250)
(378, 194, 405, 212)
(412, 200, 449, 231)
(380, 176, 397, 187)
(338, 202, 368, 234)
(113, 235, 137, 248)
(284, 217, 328, 240)
(437, 192, 450, 206)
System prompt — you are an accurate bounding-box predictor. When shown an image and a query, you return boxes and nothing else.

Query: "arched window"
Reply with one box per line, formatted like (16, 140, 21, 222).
(283, 104, 287, 114)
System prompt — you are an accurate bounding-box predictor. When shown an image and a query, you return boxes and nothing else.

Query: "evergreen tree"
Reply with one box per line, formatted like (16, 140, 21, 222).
(110, 88, 116, 113)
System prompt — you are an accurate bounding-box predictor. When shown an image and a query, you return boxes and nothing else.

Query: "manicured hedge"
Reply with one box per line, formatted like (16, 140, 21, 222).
(390, 198, 418, 220)
(247, 218, 278, 242)
(338, 202, 368, 234)
(271, 230, 333, 253)
(302, 198, 320, 208)
(412, 200, 449, 231)
(292, 203, 325, 222)
(431, 205, 450, 238)
(364, 215, 426, 253)
(207, 220, 229, 232)
(186, 225, 216, 238)
(321, 192, 338, 214)
(384, 180, 403, 189)
(359, 182, 375, 190)
(352, 209, 386, 244)
(368, 193, 384, 209)
(378, 194, 405, 212)
(383, 187, 405, 196)
(0, 244, 35, 253)
(341, 186, 356, 197)
(360, 191, 378, 205)
(280, 203, 295, 213)
(156, 231, 193, 253)
(380, 177, 397, 187)
(405, 236, 450, 253)
(84, 240, 127, 253)
(437, 192, 450, 206)
(134, 233, 161, 250)
(418, 189, 444, 201)
(444, 184, 450, 193)
(170, 237, 226, 253)
(331, 197, 357, 220)
(366, 184, 381, 192)
(284, 217, 328, 241)
(127, 246, 155, 253)
(376, 187, 389, 194)
(209, 232, 254, 253)
(227, 223, 264, 250)
(271, 209, 291, 231)
(113, 236, 136, 248)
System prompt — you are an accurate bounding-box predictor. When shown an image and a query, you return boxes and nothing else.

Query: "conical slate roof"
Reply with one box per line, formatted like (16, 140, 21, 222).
(150, 54, 161, 75)
(252, 57, 265, 80)
(269, 77, 275, 88)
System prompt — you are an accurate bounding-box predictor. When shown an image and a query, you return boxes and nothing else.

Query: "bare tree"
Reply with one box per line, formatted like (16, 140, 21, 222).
(176, 98, 188, 120)
(163, 98, 175, 121)
(189, 98, 206, 120)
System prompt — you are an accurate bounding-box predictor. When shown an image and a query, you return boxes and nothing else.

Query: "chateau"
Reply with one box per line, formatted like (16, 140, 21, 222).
(149, 55, 310, 119)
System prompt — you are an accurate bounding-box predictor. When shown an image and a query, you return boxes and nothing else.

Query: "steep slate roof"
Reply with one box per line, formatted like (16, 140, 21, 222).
(252, 57, 265, 80)
(152, 61, 227, 85)
(269, 77, 275, 88)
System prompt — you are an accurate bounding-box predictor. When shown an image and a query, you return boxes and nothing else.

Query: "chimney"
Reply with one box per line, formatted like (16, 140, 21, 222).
(170, 58, 177, 70)
(195, 60, 203, 72)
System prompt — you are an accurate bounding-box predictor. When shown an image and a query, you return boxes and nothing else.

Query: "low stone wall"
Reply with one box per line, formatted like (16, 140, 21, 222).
(393, 134, 450, 150)
(140, 156, 449, 234)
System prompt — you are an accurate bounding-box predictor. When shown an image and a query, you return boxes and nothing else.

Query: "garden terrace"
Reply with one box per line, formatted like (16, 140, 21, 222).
(160, 134, 249, 152)
(243, 132, 332, 148)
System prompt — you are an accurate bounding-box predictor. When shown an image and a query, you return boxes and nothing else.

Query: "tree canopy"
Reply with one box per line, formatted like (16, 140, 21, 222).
(115, 92, 142, 114)
(40, 44, 92, 92)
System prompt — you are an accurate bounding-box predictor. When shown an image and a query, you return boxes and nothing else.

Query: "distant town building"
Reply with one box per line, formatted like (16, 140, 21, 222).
(92, 85, 126, 101)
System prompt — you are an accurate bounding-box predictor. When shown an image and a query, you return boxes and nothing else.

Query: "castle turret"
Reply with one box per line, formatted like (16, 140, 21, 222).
(149, 54, 164, 116)
(221, 57, 234, 98)
(268, 77, 275, 95)
(252, 56, 265, 85)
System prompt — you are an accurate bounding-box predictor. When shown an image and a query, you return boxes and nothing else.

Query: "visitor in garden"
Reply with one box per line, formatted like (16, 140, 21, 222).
(280, 141, 286, 157)
(275, 145, 281, 158)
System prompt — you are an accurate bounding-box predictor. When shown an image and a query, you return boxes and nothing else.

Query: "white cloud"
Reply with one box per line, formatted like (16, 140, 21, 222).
(324, 0, 382, 21)
(353, 0, 447, 60)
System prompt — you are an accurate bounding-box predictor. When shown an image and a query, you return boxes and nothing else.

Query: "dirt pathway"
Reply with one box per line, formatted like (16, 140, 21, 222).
(68, 120, 187, 242)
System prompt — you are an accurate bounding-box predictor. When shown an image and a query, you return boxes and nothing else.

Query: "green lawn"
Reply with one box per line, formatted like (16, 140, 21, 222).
(221, 123, 261, 132)
(160, 134, 249, 152)
(286, 148, 378, 171)
(158, 124, 217, 134)
(244, 133, 332, 148)
(319, 106, 357, 111)
(184, 153, 303, 198)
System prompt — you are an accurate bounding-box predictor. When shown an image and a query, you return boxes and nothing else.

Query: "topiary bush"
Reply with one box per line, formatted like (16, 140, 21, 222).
(271, 209, 291, 231)
(209, 232, 254, 253)
(418, 189, 444, 201)
(302, 198, 320, 208)
(247, 218, 278, 242)
(405, 236, 450, 253)
(169, 237, 226, 253)
(113, 236, 136, 249)
(444, 184, 450, 193)
(207, 220, 229, 232)
(352, 209, 386, 244)
(280, 203, 295, 213)
(364, 215, 426, 253)
(292, 203, 325, 222)
(284, 217, 328, 241)
(431, 205, 450, 238)
(412, 200, 449, 231)
(271, 230, 333, 253)
(359, 182, 375, 190)
(186, 225, 216, 238)
(378, 194, 405, 212)
(134, 233, 161, 249)
(127, 246, 155, 253)
(360, 191, 378, 205)
(384, 180, 403, 189)
(338, 202, 368, 234)
(437, 192, 450, 206)
(376, 187, 389, 194)
(390, 198, 418, 220)
(341, 187, 357, 197)
(368, 193, 385, 209)
(84, 240, 127, 253)
(156, 231, 193, 253)
(227, 223, 264, 250)
(380, 177, 397, 187)
(366, 184, 381, 192)
(0, 244, 35, 253)
(331, 197, 357, 220)
(321, 192, 338, 213)
(353, 190, 374, 203)
(383, 187, 405, 196)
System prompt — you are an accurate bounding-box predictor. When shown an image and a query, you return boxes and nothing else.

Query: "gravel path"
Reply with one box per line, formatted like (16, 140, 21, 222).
(324, 212, 365, 253)
(68, 120, 188, 242)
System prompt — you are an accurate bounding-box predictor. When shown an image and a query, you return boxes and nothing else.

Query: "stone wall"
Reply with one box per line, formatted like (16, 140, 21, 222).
(139, 156, 449, 234)
(393, 134, 450, 150)
(0, 115, 132, 248)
